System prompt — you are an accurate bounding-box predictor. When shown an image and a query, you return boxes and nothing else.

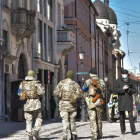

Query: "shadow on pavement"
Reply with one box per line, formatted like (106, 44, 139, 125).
(43, 137, 59, 140)
(101, 135, 119, 139)
(125, 131, 140, 134)
(0, 119, 62, 139)
(77, 136, 91, 139)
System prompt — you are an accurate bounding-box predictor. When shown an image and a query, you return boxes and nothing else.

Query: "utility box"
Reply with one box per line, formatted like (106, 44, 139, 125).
(18, 109, 23, 122)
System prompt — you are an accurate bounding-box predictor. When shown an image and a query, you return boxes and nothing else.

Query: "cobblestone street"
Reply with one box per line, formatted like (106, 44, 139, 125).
(46, 121, 140, 140)
(1, 120, 140, 140)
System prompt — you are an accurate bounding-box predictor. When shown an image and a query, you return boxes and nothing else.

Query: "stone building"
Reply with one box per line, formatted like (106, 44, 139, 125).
(93, 0, 125, 94)
(1, 0, 75, 121)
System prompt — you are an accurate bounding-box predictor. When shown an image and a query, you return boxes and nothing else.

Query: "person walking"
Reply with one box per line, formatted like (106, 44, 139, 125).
(136, 104, 140, 116)
(115, 69, 137, 135)
(54, 70, 82, 140)
(18, 70, 45, 140)
(50, 96, 56, 120)
(82, 68, 105, 140)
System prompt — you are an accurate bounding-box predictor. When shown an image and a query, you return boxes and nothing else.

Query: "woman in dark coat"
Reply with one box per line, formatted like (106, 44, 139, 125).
(115, 69, 137, 135)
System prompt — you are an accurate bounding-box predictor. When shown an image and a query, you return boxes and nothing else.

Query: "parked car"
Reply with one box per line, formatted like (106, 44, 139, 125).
(108, 93, 137, 123)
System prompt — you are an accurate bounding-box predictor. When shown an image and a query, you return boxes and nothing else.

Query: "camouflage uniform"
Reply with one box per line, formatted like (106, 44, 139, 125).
(54, 78, 82, 139)
(18, 76, 45, 137)
(83, 76, 105, 140)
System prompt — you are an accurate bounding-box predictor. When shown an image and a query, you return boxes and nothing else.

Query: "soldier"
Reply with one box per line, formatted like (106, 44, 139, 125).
(54, 70, 82, 140)
(18, 70, 45, 140)
(82, 68, 105, 140)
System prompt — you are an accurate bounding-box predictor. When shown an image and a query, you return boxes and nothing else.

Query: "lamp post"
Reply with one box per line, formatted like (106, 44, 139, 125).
(104, 75, 108, 121)
(78, 47, 86, 122)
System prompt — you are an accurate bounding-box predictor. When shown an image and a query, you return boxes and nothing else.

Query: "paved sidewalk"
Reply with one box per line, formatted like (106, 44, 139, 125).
(0, 119, 90, 139)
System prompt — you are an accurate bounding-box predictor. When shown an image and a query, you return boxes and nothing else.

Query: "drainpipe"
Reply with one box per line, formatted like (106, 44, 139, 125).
(94, 15, 96, 68)
(89, 4, 92, 68)
(98, 33, 99, 76)
(75, 0, 78, 81)
(102, 39, 104, 79)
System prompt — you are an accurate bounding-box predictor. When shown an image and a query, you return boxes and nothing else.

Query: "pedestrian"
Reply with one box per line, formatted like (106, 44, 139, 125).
(82, 68, 105, 140)
(54, 70, 82, 140)
(50, 96, 56, 120)
(115, 69, 137, 135)
(136, 104, 140, 116)
(18, 70, 45, 140)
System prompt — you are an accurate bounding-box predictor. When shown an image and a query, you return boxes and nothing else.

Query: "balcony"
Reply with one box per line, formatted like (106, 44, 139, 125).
(11, 9, 36, 42)
(64, 0, 75, 5)
(57, 30, 76, 56)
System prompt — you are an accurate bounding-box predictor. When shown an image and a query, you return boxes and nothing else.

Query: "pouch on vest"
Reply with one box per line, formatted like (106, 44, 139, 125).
(70, 93, 78, 104)
(89, 85, 97, 96)
(20, 90, 27, 101)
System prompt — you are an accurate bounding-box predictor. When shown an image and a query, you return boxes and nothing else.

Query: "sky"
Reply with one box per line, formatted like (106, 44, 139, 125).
(92, 0, 140, 75)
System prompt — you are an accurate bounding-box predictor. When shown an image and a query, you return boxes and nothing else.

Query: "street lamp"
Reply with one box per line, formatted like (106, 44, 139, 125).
(104, 75, 108, 121)
(78, 47, 86, 122)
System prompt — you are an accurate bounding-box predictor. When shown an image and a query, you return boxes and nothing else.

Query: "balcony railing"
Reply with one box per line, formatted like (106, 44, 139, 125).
(57, 30, 75, 43)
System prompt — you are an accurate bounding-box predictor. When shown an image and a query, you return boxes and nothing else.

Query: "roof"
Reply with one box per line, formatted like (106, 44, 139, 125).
(108, 7, 117, 24)
(93, 0, 109, 19)
(88, 0, 99, 16)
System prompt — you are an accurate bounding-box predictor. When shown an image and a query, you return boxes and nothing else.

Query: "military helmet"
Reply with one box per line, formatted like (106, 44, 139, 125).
(27, 70, 35, 77)
(67, 70, 74, 79)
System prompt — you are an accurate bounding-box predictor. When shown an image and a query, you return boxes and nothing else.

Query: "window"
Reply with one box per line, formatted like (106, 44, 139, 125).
(3, 30, 8, 49)
(44, 0, 47, 17)
(47, 0, 52, 21)
(57, 3, 61, 29)
(48, 27, 53, 61)
(37, 0, 42, 13)
(91, 15, 95, 34)
(38, 20, 42, 55)
(2, 0, 8, 7)
(22, 0, 27, 9)
(44, 24, 47, 60)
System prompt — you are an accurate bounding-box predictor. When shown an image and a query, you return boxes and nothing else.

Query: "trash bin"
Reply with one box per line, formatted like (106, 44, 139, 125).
(18, 109, 23, 122)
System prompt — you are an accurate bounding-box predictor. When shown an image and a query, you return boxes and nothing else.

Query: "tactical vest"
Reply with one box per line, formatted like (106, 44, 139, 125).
(88, 78, 101, 96)
(22, 81, 39, 99)
(61, 81, 76, 101)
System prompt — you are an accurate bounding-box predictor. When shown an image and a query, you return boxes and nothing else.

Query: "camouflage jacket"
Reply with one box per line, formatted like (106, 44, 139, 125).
(54, 78, 82, 112)
(83, 76, 105, 99)
(18, 76, 45, 111)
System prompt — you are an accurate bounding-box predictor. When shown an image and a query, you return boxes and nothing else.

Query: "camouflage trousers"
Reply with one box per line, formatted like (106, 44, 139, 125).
(60, 111, 77, 136)
(88, 107, 103, 138)
(24, 109, 42, 136)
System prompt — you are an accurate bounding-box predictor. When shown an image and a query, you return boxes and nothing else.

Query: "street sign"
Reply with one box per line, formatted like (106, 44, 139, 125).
(77, 72, 88, 74)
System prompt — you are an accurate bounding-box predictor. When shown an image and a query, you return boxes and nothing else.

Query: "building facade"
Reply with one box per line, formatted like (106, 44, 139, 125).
(1, 0, 75, 121)
(64, 0, 98, 84)
(93, 0, 125, 96)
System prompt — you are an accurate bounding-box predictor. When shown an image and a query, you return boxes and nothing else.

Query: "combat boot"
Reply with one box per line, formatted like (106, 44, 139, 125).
(29, 136, 34, 140)
(33, 130, 40, 140)
(70, 134, 77, 140)
(62, 135, 68, 140)
(91, 135, 98, 140)
(91, 138, 97, 140)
